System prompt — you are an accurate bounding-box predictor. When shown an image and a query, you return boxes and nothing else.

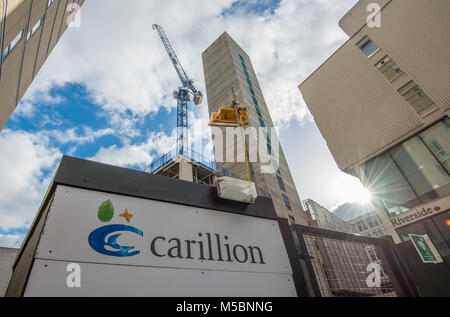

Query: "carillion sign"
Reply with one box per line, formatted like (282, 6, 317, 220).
(87, 197, 266, 264)
(13, 157, 300, 297)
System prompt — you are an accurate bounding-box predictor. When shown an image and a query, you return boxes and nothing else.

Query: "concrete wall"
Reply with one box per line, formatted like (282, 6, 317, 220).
(0, 0, 85, 131)
(0, 248, 18, 297)
(299, 0, 450, 171)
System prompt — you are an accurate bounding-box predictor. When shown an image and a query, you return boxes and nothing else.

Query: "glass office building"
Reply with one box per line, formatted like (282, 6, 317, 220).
(360, 118, 450, 257)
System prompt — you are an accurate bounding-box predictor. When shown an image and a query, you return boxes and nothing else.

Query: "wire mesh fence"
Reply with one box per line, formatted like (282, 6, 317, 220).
(291, 225, 408, 297)
(302, 234, 397, 297)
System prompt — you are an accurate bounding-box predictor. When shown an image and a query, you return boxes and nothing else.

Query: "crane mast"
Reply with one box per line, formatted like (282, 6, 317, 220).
(152, 24, 203, 156)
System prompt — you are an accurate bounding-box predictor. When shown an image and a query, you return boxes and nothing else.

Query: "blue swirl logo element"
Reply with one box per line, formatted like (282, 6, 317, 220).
(88, 224, 144, 257)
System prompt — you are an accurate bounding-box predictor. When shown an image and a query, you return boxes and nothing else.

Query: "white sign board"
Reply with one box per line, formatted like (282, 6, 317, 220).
(24, 185, 297, 297)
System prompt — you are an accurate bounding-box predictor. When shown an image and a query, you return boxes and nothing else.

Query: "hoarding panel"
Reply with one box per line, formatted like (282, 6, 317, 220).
(25, 259, 296, 297)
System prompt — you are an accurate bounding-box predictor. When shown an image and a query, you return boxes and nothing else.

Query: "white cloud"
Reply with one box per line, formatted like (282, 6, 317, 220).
(45, 127, 115, 145)
(23, 0, 357, 128)
(89, 131, 177, 168)
(0, 130, 62, 231)
(0, 233, 24, 249)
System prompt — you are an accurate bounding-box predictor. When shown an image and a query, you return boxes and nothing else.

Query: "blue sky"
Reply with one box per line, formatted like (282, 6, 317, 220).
(0, 0, 370, 248)
(221, 0, 282, 16)
(7, 82, 177, 170)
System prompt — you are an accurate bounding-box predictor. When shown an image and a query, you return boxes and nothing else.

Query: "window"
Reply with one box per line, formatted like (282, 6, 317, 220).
(10, 30, 23, 50)
(26, 18, 42, 42)
(364, 153, 420, 215)
(266, 134, 271, 145)
(372, 217, 379, 227)
(272, 158, 281, 175)
(362, 119, 450, 215)
(2, 46, 8, 60)
(252, 96, 258, 106)
(282, 194, 292, 211)
(32, 19, 42, 34)
(2, 30, 24, 60)
(277, 175, 286, 192)
(356, 36, 379, 57)
(390, 136, 450, 204)
(255, 106, 262, 117)
(420, 118, 450, 173)
(376, 55, 404, 81)
(258, 118, 265, 127)
(398, 80, 435, 113)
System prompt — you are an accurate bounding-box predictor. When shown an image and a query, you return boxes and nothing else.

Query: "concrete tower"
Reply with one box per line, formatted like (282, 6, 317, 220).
(202, 32, 306, 225)
(0, 0, 85, 131)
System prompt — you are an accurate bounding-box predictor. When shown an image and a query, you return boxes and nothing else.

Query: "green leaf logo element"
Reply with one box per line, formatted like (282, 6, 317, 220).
(98, 200, 114, 222)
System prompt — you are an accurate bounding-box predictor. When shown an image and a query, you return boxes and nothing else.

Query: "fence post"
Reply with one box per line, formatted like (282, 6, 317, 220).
(292, 225, 322, 297)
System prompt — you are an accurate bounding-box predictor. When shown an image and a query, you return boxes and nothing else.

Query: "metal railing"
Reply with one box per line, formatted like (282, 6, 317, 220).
(148, 148, 221, 175)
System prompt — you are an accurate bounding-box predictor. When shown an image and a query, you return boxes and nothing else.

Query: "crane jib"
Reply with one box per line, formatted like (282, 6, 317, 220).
(153, 24, 203, 156)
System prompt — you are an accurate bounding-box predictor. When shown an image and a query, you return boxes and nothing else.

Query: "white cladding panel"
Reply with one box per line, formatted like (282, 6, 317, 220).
(24, 260, 297, 297)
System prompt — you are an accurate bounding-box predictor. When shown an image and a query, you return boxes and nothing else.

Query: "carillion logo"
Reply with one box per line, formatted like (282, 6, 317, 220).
(88, 200, 143, 257)
(88, 200, 266, 265)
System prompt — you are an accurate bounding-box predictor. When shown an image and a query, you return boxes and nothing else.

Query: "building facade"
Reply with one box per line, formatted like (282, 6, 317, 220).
(299, 0, 450, 258)
(202, 32, 306, 224)
(0, 247, 18, 297)
(303, 199, 354, 233)
(0, 0, 85, 130)
(350, 211, 387, 238)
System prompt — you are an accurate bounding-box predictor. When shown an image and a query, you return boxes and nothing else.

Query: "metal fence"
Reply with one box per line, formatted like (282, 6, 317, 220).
(292, 225, 420, 297)
(147, 148, 219, 174)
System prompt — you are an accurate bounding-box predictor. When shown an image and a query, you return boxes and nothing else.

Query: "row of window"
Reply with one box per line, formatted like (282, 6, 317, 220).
(362, 118, 450, 216)
(239, 55, 272, 155)
(2, 29, 23, 60)
(239, 54, 291, 211)
(1, 0, 56, 61)
(370, 228, 386, 238)
(357, 36, 435, 115)
(354, 215, 381, 232)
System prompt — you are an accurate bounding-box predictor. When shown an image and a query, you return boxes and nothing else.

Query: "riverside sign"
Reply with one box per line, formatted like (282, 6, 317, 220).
(23, 184, 297, 297)
(390, 195, 450, 229)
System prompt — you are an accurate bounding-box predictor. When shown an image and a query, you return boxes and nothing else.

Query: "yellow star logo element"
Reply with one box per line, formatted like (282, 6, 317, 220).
(119, 209, 134, 223)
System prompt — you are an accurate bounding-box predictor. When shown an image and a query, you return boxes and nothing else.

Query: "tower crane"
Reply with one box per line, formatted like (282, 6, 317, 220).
(152, 24, 203, 156)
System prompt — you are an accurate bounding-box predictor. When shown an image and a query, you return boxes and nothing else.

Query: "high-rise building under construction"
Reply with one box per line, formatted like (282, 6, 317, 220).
(202, 32, 306, 224)
(0, 0, 85, 131)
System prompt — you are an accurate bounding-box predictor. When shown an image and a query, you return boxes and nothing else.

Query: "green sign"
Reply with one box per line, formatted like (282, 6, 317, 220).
(409, 234, 442, 264)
